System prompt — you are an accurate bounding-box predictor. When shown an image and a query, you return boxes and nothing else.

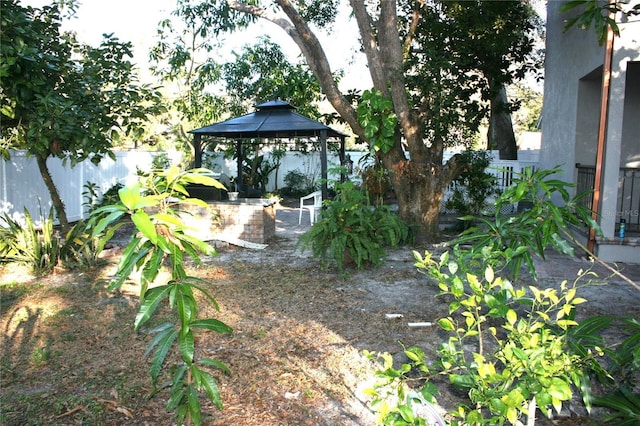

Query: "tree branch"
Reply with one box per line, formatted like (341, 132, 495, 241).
(226, 0, 365, 139)
(348, 0, 387, 92)
(377, 0, 423, 159)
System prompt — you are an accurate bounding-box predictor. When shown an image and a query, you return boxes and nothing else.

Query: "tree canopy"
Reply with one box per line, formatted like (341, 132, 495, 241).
(0, 0, 164, 229)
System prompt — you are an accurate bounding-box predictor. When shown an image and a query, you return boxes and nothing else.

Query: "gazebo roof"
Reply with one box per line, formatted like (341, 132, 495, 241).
(188, 100, 347, 139)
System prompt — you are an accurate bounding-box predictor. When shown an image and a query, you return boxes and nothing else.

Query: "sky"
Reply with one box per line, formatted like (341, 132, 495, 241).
(23, 0, 372, 91)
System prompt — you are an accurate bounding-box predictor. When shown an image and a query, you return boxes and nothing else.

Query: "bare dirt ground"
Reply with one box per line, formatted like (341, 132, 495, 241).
(1, 202, 639, 425)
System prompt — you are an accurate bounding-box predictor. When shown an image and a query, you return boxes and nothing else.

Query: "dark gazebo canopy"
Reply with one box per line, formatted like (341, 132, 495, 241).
(189, 100, 348, 198)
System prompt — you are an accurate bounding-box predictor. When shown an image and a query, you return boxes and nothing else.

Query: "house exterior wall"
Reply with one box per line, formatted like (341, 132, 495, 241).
(540, 1, 605, 188)
(541, 1, 640, 263)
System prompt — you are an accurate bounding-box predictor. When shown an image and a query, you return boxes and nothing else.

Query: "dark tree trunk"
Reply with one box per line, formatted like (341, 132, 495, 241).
(35, 153, 70, 231)
(488, 84, 518, 160)
(383, 153, 463, 242)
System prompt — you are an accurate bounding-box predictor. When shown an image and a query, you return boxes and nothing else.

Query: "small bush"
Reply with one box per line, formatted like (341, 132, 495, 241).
(444, 150, 497, 221)
(297, 181, 408, 272)
(282, 169, 315, 197)
(0, 208, 59, 276)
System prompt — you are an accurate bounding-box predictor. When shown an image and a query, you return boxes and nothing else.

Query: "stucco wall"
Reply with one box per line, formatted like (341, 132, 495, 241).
(540, 1, 605, 192)
(541, 2, 640, 262)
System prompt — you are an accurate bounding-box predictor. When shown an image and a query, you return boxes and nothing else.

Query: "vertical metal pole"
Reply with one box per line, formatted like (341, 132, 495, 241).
(588, 3, 615, 253)
(339, 136, 346, 183)
(236, 140, 243, 187)
(320, 130, 328, 199)
(193, 134, 203, 168)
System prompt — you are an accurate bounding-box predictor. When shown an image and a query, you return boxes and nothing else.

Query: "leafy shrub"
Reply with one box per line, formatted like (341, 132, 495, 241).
(444, 150, 497, 222)
(282, 169, 315, 197)
(453, 166, 599, 280)
(0, 208, 59, 276)
(297, 181, 408, 272)
(83, 181, 124, 213)
(92, 166, 231, 426)
(58, 219, 117, 270)
(366, 167, 640, 425)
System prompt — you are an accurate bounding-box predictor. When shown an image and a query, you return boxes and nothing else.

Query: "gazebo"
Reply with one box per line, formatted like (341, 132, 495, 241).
(188, 100, 348, 199)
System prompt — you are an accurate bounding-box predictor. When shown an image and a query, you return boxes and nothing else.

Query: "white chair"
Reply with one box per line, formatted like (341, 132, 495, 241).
(298, 190, 323, 224)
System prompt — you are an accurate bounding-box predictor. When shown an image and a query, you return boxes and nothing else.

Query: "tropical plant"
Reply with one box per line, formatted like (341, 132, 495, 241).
(58, 219, 116, 270)
(297, 181, 408, 272)
(0, 207, 58, 276)
(282, 169, 315, 197)
(453, 166, 600, 280)
(92, 167, 232, 426)
(570, 315, 640, 425)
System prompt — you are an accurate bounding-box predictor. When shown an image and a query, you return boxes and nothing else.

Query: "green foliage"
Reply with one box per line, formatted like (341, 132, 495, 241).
(561, 0, 640, 45)
(297, 181, 408, 272)
(1, 0, 163, 158)
(92, 167, 231, 426)
(1, 0, 164, 226)
(151, 152, 172, 171)
(444, 150, 497, 220)
(453, 166, 601, 280)
(0, 207, 58, 276)
(222, 37, 325, 118)
(573, 316, 640, 425)
(420, 252, 594, 424)
(357, 89, 397, 154)
(365, 169, 640, 425)
(282, 169, 315, 197)
(364, 347, 446, 426)
(58, 219, 117, 270)
(241, 149, 276, 193)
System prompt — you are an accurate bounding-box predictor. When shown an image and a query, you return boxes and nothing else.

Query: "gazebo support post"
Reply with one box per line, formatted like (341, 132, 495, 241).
(236, 140, 243, 189)
(320, 130, 328, 200)
(339, 136, 346, 183)
(192, 134, 203, 168)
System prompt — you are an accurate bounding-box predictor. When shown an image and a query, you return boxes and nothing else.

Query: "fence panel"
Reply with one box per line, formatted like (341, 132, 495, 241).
(0, 150, 163, 224)
(1, 149, 538, 224)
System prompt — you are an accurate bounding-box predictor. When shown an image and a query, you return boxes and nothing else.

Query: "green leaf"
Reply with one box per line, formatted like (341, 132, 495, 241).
(187, 385, 202, 426)
(184, 173, 227, 189)
(198, 357, 231, 376)
(195, 366, 223, 409)
(148, 326, 178, 383)
(179, 329, 195, 364)
(131, 210, 157, 244)
(548, 377, 572, 401)
(190, 318, 233, 334)
(118, 183, 141, 210)
(91, 210, 125, 237)
(439, 317, 456, 331)
(135, 285, 172, 329)
(451, 374, 475, 389)
(397, 404, 415, 422)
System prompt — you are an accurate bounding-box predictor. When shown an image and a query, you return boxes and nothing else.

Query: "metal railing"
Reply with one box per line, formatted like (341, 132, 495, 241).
(576, 164, 640, 233)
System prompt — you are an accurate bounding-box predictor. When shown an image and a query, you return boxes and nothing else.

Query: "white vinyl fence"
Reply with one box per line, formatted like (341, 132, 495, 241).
(0, 150, 180, 224)
(1, 149, 538, 224)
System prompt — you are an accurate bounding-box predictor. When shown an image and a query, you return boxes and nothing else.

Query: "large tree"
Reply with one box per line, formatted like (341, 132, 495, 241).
(166, 0, 538, 240)
(0, 0, 163, 230)
(439, 1, 543, 160)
